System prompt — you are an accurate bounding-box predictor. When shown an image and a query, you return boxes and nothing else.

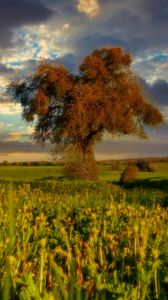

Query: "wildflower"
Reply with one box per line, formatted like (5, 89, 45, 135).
(40, 238, 47, 249)
(8, 255, 15, 265)
(152, 248, 159, 260)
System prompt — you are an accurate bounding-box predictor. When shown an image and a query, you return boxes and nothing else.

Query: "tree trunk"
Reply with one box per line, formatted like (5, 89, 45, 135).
(80, 144, 97, 180)
(63, 143, 97, 180)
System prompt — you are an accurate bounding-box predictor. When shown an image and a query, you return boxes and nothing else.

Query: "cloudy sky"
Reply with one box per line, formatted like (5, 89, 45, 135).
(0, 0, 168, 161)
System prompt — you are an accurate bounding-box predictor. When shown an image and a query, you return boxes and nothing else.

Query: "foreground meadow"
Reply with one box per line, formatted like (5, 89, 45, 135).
(0, 179, 167, 300)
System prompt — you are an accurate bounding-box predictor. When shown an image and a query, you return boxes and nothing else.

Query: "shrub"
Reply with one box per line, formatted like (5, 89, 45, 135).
(63, 146, 97, 180)
(64, 158, 97, 180)
(136, 160, 155, 172)
(120, 164, 138, 184)
(1, 160, 10, 166)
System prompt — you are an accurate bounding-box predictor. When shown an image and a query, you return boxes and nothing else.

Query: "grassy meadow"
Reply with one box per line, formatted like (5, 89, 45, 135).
(1, 161, 168, 182)
(0, 161, 168, 299)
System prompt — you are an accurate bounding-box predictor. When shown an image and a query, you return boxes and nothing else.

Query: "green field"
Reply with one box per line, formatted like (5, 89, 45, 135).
(0, 165, 63, 181)
(1, 162, 168, 183)
(0, 163, 168, 299)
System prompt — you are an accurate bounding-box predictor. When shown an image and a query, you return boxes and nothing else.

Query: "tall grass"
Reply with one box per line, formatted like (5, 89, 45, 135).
(0, 181, 167, 299)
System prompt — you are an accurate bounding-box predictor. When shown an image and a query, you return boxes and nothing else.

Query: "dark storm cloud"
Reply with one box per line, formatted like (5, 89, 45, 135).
(11, 54, 80, 79)
(141, 79, 168, 107)
(73, 34, 118, 57)
(95, 126, 168, 159)
(148, 81, 168, 107)
(0, 140, 48, 153)
(145, 0, 168, 26)
(0, 130, 50, 153)
(55, 53, 80, 72)
(0, 0, 53, 47)
(65, 0, 168, 57)
(0, 63, 15, 74)
(71, 33, 144, 58)
(1, 0, 167, 54)
(41, 0, 76, 13)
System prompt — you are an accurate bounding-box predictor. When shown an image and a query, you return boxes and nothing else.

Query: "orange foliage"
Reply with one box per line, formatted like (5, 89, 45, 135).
(9, 47, 164, 179)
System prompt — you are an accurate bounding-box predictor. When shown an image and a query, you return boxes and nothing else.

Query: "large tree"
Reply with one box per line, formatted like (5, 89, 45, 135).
(9, 47, 163, 179)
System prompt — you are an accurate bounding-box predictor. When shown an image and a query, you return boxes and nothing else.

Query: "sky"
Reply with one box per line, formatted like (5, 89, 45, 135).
(0, 0, 168, 161)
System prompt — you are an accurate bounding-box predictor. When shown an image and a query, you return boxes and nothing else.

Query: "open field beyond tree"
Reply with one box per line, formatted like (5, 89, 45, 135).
(1, 162, 168, 183)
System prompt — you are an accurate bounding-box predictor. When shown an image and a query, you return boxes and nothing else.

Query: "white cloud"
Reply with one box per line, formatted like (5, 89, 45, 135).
(0, 102, 21, 115)
(0, 22, 73, 79)
(133, 50, 168, 84)
(0, 75, 9, 87)
(3, 131, 23, 142)
(77, 0, 100, 18)
(161, 106, 168, 120)
(6, 123, 15, 127)
(62, 23, 70, 30)
(0, 122, 14, 128)
(27, 125, 34, 135)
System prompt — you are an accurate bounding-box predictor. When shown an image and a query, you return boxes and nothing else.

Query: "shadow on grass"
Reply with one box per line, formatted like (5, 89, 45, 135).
(0, 175, 64, 184)
(111, 178, 168, 207)
(38, 175, 64, 181)
(119, 178, 168, 191)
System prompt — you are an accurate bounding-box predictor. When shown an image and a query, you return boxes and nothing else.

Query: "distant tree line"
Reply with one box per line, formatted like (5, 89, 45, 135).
(97, 157, 168, 165)
(0, 160, 63, 166)
(0, 157, 168, 166)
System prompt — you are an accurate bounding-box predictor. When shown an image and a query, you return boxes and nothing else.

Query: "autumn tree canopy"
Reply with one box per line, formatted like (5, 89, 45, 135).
(9, 47, 163, 179)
